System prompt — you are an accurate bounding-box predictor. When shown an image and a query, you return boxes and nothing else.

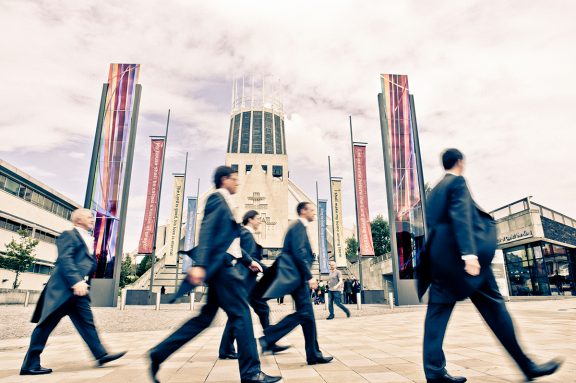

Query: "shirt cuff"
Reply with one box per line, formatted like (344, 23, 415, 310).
(461, 254, 478, 260)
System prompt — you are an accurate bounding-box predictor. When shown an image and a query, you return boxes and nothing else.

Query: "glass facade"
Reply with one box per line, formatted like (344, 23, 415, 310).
(0, 173, 73, 220)
(252, 111, 263, 153)
(380, 74, 426, 279)
(231, 114, 241, 153)
(504, 241, 576, 296)
(264, 112, 274, 154)
(274, 115, 283, 154)
(240, 112, 251, 153)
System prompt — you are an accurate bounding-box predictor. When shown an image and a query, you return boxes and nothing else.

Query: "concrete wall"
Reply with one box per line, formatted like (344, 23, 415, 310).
(0, 287, 42, 304)
(347, 255, 393, 291)
(0, 268, 49, 291)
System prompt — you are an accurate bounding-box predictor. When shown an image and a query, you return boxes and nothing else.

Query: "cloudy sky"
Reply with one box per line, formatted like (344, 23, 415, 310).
(1, 0, 575, 251)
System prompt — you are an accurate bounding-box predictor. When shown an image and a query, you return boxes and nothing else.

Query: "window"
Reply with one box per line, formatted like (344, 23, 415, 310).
(227, 117, 234, 152)
(272, 165, 283, 178)
(231, 114, 241, 153)
(0, 174, 6, 188)
(231, 164, 238, 172)
(245, 164, 252, 174)
(274, 115, 283, 154)
(240, 112, 251, 153)
(261, 165, 268, 174)
(4, 178, 19, 195)
(281, 119, 287, 154)
(252, 111, 262, 153)
(264, 112, 274, 154)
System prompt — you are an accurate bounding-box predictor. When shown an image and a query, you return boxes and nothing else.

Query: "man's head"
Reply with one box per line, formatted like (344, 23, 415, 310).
(297, 202, 316, 222)
(242, 210, 261, 230)
(71, 208, 94, 231)
(441, 148, 465, 175)
(214, 166, 239, 194)
(329, 261, 336, 271)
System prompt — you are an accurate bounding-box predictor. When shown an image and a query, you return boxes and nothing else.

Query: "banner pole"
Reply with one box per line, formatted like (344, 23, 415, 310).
(328, 156, 336, 262)
(149, 109, 170, 296)
(174, 152, 189, 290)
(350, 116, 363, 305)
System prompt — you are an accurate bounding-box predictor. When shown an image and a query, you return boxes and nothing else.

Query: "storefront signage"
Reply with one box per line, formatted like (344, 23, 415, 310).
(497, 229, 533, 245)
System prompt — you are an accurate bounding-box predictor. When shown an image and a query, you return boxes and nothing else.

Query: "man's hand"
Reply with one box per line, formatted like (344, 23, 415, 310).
(248, 261, 263, 273)
(72, 281, 89, 296)
(464, 258, 481, 276)
(188, 266, 206, 285)
(309, 278, 318, 290)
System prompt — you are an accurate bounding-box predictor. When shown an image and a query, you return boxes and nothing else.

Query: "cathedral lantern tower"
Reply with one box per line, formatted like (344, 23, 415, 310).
(225, 77, 290, 253)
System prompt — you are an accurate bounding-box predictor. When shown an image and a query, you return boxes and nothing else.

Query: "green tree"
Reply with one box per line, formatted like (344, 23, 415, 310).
(119, 254, 137, 288)
(345, 237, 358, 263)
(2, 230, 39, 289)
(136, 254, 152, 277)
(370, 214, 391, 257)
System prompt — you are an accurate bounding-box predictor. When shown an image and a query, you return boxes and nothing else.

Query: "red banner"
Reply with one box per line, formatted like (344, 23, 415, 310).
(138, 138, 165, 254)
(353, 144, 375, 256)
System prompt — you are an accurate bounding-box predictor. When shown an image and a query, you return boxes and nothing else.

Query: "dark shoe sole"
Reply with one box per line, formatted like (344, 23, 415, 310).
(20, 369, 52, 375)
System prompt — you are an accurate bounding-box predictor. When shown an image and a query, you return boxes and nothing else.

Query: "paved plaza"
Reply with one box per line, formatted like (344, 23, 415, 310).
(0, 300, 574, 383)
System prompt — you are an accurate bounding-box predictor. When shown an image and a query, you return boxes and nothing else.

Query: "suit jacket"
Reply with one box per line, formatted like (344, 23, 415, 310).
(194, 191, 241, 283)
(263, 220, 314, 299)
(32, 229, 96, 324)
(418, 174, 497, 302)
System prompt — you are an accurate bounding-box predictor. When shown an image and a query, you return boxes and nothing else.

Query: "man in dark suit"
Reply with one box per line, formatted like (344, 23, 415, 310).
(420, 149, 562, 383)
(148, 166, 280, 383)
(20, 208, 126, 375)
(218, 210, 288, 359)
(258, 202, 333, 365)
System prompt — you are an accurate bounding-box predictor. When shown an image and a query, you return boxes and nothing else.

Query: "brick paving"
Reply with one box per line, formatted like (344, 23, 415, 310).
(0, 299, 574, 382)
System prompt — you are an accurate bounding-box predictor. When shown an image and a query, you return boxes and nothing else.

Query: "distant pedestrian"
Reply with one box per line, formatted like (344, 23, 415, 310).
(160, 286, 166, 295)
(326, 262, 350, 320)
(351, 278, 360, 304)
(344, 278, 352, 304)
(20, 208, 126, 376)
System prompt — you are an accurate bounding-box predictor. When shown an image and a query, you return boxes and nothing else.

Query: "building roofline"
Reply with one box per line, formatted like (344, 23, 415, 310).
(0, 159, 81, 209)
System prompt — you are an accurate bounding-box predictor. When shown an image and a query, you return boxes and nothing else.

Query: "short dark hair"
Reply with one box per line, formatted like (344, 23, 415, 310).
(297, 202, 312, 216)
(441, 148, 464, 170)
(242, 210, 259, 226)
(213, 166, 237, 188)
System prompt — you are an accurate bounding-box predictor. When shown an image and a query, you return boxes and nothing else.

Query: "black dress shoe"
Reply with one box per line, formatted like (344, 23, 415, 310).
(269, 344, 290, 354)
(20, 367, 53, 375)
(97, 351, 127, 367)
(326, 315, 334, 320)
(219, 352, 239, 360)
(259, 337, 290, 355)
(426, 372, 467, 383)
(307, 356, 333, 365)
(524, 358, 563, 381)
(241, 371, 282, 383)
(149, 352, 160, 383)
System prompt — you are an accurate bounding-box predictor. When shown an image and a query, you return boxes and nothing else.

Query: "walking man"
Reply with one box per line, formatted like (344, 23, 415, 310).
(326, 261, 350, 320)
(149, 166, 280, 383)
(20, 208, 126, 375)
(218, 210, 286, 359)
(420, 149, 562, 383)
(258, 202, 333, 365)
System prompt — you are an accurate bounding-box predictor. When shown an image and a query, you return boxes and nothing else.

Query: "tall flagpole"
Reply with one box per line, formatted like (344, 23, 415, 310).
(149, 109, 170, 295)
(350, 116, 364, 298)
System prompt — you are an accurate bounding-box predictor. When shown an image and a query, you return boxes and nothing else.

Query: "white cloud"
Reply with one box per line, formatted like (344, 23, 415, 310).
(1, 0, 575, 251)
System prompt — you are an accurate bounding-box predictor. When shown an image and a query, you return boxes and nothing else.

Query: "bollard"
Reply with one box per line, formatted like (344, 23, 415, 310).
(189, 288, 195, 312)
(388, 292, 394, 310)
(24, 291, 30, 308)
(120, 289, 127, 311)
(324, 293, 329, 311)
(356, 292, 362, 310)
(155, 292, 161, 311)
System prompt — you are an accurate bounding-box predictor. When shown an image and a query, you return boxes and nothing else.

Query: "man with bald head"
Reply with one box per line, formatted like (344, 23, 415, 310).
(20, 208, 126, 375)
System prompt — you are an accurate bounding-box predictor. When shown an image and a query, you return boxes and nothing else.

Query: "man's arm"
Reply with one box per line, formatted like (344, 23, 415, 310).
(334, 270, 344, 290)
(239, 229, 255, 268)
(290, 225, 313, 281)
(194, 194, 222, 268)
(448, 176, 477, 256)
(56, 231, 84, 288)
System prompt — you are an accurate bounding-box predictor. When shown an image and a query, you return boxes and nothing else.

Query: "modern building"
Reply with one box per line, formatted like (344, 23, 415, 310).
(490, 197, 576, 297)
(0, 159, 80, 291)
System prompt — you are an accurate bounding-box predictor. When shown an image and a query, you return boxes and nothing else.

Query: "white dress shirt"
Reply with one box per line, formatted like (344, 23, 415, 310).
(75, 226, 94, 255)
(217, 188, 242, 259)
